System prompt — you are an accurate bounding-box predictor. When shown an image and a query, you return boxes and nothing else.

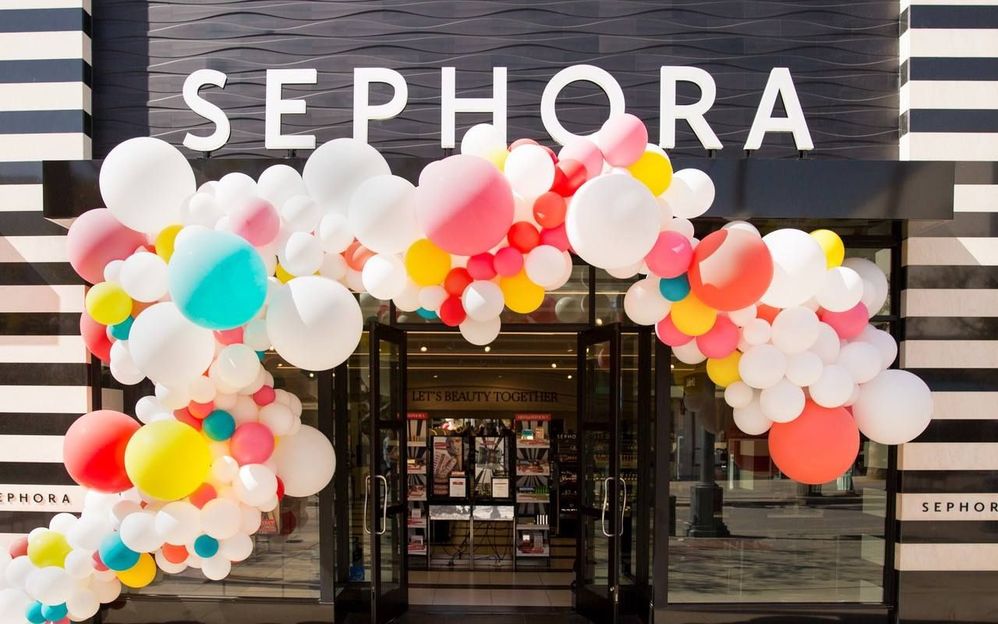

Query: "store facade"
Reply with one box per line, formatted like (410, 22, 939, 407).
(0, 2, 996, 624)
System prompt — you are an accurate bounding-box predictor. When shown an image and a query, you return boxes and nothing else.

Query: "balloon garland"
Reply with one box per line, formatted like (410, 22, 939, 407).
(0, 114, 933, 623)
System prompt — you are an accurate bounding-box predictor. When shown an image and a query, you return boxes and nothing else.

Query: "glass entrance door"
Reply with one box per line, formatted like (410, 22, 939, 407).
(369, 322, 408, 623)
(576, 325, 622, 622)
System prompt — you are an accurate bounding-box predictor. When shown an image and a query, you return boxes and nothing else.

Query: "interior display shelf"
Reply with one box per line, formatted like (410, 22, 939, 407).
(407, 519, 427, 529)
(516, 494, 549, 503)
(406, 441, 426, 446)
(516, 547, 550, 557)
(407, 545, 427, 555)
(516, 440, 550, 448)
(516, 524, 549, 531)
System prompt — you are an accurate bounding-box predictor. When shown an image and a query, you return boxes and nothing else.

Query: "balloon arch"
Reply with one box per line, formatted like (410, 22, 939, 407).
(0, 115, 933, 623)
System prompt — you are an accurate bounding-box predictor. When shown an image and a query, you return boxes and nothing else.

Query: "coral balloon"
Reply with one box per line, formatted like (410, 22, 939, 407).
(688, 228, 773, 311)
(124, 420, 211, 501)
(467, 253, 497, 280)
(439, 296, 467, 327)
(768, 401, 859, 485)
(80, 311, 113, 363)
(533, 192, 567, 228)
(443, 268, 473, 297)
(63, 410, 140, 492)
(413, 154, 515, 256)
(66, 209, 147, 284)
(507, 222, 540, 253)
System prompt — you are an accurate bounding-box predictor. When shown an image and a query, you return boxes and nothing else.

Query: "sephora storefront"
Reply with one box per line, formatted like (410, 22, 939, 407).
(0, 2, 996, 624)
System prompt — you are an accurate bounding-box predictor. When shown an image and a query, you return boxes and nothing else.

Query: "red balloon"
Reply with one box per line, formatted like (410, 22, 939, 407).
(507, 221, 540, 253)
(343, 240, 374, 271)
(493, 247, 523, 277)
(539, 224, 570, 252)
(189, 483, 217, 508)
(8, 536, 27, 558)
(63, 410, 140, 492)
(173, 408, 203, 431)
(769, 401, 859, 485)
(467, 253, 497, 280)
(92, 551, 109, 571)
(188, 401, 214, 420)
(756, 304, 779, 324)
(551, 159, 587, 197)
(80, 311, 113, 363)
(443, 268, 473, 297)
(439, 296, 467, 327)
(688, 229, 773, 312)
(66, 208, 147, 284)
(276, 477, 286, 500)
(533, 192, 567, 228)
(161, 543, 188, 564)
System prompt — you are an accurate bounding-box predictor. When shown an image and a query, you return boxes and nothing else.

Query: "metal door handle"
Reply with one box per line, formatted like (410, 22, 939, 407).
(600, 477, 613, 537)
(363, 475, 371, 535)
(618, 477, 628, 537)
(376, 474, 389, 535)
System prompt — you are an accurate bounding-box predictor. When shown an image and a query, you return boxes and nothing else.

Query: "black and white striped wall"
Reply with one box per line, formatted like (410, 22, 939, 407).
(0, 0, 93, 551)
(898, 2, 998, 621)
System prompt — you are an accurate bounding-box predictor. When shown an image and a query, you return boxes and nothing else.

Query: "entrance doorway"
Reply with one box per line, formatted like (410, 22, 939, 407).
(333, 322, 658, 623)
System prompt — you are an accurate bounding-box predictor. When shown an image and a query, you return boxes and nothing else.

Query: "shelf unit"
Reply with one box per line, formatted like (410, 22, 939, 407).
(514, 414, 552, 565)
(555, 431, 578, 537)
(406, 412, 429, 560)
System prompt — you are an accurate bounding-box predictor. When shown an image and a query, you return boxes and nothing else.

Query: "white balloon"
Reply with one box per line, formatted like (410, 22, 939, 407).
(273, 425, 336, 497)
(460, 123, 506, 157)
(836, 341, 882, 384)
(109, 341, 144, 386)
(99, 137, 195, 233)
(361, 254, 407, 300)
(504, 144, 556, 198)
(524, 245, 566, 289)
(741, 318, 772, 346)
(459, 316, 502, 346)
(852, 369, 933, 445)
(0, 588, 30, 624)
(155, 551, 188, 575)
(266, 276, 363, 371)
(215, 344, 261, 390)
(738, 344, 787, 390)
(119, 511, 163, 553)
(129, 302, 216, 388)
(48, 513, 77, 535)
(202, 556, 233, 581)
(347, 175, 420, 254)
(219, 533, 254, 562)
(770, 307, 820, 355)
(810, 322, 842, 364)
(240, 506, 263, 535)
(317, 212, 354, 254)
(279, 195, 321, 233)
(733, 400, 772, 435)
(418, 285, 448, 312)
(26, 566, 72, 605)
(723, 220, 760, 236)
(817, 266, 864, 312)
(257, 164, 306, 208)
(259, 402, 295, 436)
(66, 586, 100, 621)
(567, 174, 660, 270)
(233, 464, 278, 507)
(663, 217, 695, 240)
(859, 325, 898, 369)
(279, 232, 323, 277)
(119, 252, 169, 303)
(723, 381, 754, 409)
(156, 501, 201, 546)
(214, 172, 257, 212)
(606, 262, 641, 280)
(623, 278, 670, 326)
(808, 364, 853, 408)
(759, 379, 806, 423)
(345, 268, 365, 292)
(229, 395, 260, 425)
(673, 340, 706, 365)
(67, 515, 111, 553)
(786, 351, 824, 387)
(843, 257, 889, 316)
(660, 168, 715, 219)
(761, 229, 828, 308)
(63, 549, 94, 580)
(4, 556, 32, 590)
(201, 498, 242, 540)
(303, 138, 391, 215)
(182, 192, 223, 227)
(728, 306, 756, 327)
(393, 280, 421, 313)
(90, 576, 121, 603)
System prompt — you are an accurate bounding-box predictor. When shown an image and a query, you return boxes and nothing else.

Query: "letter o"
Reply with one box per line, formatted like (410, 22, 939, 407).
(541, 65, 626, 146)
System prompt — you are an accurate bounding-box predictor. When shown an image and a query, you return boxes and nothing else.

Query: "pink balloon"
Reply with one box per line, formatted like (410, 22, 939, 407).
(229, 198, 280, 247)
(214, 327, 244, 345)
(539, 224, 570, 252)
(253, 385, 276, 406)
(467, 253, 497, 280)
(597, 113, 648, 167)
(412, 155, 515, 256)
(655, 314, 692, 347)
(820, 303, 869, 340)
(558, 138, 604, 180)
(80, 310, 113, 363)
(493, 247, 523, 277)
(230, 422, 275, 465)
(645, 231, 693, 278)
(66, 208, 148, 284)
(696, 315, 738, 358)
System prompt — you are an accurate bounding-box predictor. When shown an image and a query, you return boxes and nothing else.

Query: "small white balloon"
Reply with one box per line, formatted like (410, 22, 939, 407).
(257, 164, 306, 208)
(90, 576, 122, 603)
(259, 402, 295, 436)
(119, 252, 169, 303)
(361, 253, 407, 300)
(156, 501, 202, 546)
(843, 257, 889, 316)
(723, 220, 760, 236)
(660, 168, 715, 219)
(67, 515, 111, 553)
(26, 566, 72, 605)
(859, 325, 898, 369)
(524, 245, 567, 289)
(759, 379, 806, 423)
(119, 511, 163, 553)
(460, 123, 506, 158)
(808, 364, 854, 408)
(348, 175, 420, 254)
(733, 400, 772, 435)
(216, 344, 262, 390)
(318, 252, 348, 281)
(302, 138, 390, 216)
(63, 549, 94, 579)
(728, 306, 756, 327)
(201, 556, 232, 581)
(279, 232, 323, 277)
(418, 285, 448, 312)
(723, 381, 754, 409)
(220, 532, 254, 562)
(810, 322, 842, 364)
(279, 195, 321, 233)
(240, 506, 262, 534)
(738, 344, 787, 390)
(663, 217, 695, 240)
(67, 586, 100, 620)
(272, 425, 336, 497)
(188, 376, 217, 404)
(673, 340, 706, 365)
(233, 464, 278, 507)
(770, 307, 820, 355)
(393, 279, 421, 313)
(836, 341, 882, 384)
(317, 212, 354, 254)
(504, 144, 556, 198)
(214, 172, 257, 213)
(817, 266, 864, 312)
(786, 351, 824, 387)
(459, 316, 502, 346)
(761, 229, 828, 309)
(623, 278, 671, 326)
(201, 498, 242, 540)
(742, 318, 772, 346)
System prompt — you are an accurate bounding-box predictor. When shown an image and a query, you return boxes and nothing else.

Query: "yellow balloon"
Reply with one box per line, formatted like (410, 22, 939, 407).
(275, 263, 294, 284)
(124, 420, 211, 501)
(487, 148, 510, 171)
(500, 270, 545, 314)
(405, 239, 451, 286)
(706, 351, 742, 388)
(670, 293, 717, 337)
(627, 148, 673, 196)
(155, 224, 184, 261)
(27, 530, 71, 568)
(117, 552, 156, 588)
(810, 229, 844, 268)
(85, 281, 133, 325)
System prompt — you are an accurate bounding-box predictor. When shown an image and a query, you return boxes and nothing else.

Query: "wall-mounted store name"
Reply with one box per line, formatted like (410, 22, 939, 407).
(921, 501, 998, 514)
(900, 494, 998, 520)
(409, 389, 560, 404)
(181, 65, 813, 153)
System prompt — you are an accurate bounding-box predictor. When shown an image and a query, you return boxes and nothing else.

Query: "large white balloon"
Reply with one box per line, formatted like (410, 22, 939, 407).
(852, 369, 933, 444)
(623, 278, 671, 326)
(303, 138, 391, 216)
(348, 175, 420, 254)
(808, 364, 854, 408)
(462, 281, 505, 322)
(504, 144, 556, 198)
(660, 168, 715, 219)
(266, 276, 363, 371)
(733, 400, 772, 435)
(761, 229, 827, 308)
(836, 341, 882, 384)
(273, 425, 336, 497)
(738, 344, 787, 390)
(129, 302, 216, 388)
(843, 257, 889, 316)
(361, 253, 407, 300)
(770, 307, 820, 355)
(760, 379, 806, 423)
(817, 266, 864, 312)
(119, 252, 169, 303)
(459, 316, 502, 346)
(99, 137, 195, 233)
(566, 174, 660, 270)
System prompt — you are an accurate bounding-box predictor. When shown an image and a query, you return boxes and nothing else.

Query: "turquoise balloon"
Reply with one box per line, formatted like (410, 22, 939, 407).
(193, 534, 219, 558)
(41, 603, 68, 621)
(168, 229, 267, 330)
(416, 308, 438, 320)
(659, 275, 691, 302)
(25, 602, 45, 624)
(110, 316, 133, 340)
(98, 532, 139, 571)
(203, 409, 235, 441)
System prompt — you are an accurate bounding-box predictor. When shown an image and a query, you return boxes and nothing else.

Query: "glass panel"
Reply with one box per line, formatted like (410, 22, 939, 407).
(379, 509, 402, 594)
(582, 342, 611, 508)
(341, 337, 372, 587)
(582, 514, 609, 597)
(594, 269, 634, 326)
(667, 358, 887, 603)
(618, 334, 639, 587)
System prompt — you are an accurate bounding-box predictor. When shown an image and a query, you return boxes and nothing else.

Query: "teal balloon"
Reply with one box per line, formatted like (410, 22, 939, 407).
(98, 532, 139, 571)
(416, 308, 438, 320)
(203, 409, 235, 441)
(25, 602, 45, 624)
(41, 603, 67, 621)
(659, 275, 690, 302)
(168, 229, 267, 330)
(110, 316, 133, 340)
(193, 534, 219, 558)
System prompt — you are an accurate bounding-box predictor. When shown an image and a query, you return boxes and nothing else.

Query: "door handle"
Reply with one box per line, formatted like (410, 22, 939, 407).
(363, 475, 371, 535)
(618, 477, 628, 537)
(600, 477, 613, 537)
(376, 474, 389, 535)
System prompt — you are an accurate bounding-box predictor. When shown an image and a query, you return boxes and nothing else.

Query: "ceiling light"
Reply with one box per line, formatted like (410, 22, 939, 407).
(484, 346, 491, 352)
(420, 346, 428, 352)
(567, 374, 573, 379)
(551, 363, 557, 368)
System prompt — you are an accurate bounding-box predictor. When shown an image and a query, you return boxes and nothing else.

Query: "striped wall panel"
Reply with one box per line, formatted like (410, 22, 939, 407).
(0, 1, 93, 542)
(900, 1, 998, 160)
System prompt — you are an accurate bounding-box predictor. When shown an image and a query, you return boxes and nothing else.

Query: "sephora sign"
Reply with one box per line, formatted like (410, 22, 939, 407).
(181, 65, 813, 154)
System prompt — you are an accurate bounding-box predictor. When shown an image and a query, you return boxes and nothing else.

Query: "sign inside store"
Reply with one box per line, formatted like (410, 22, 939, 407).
(409, 389, 560, 404)
(181, 65, 813, 153)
